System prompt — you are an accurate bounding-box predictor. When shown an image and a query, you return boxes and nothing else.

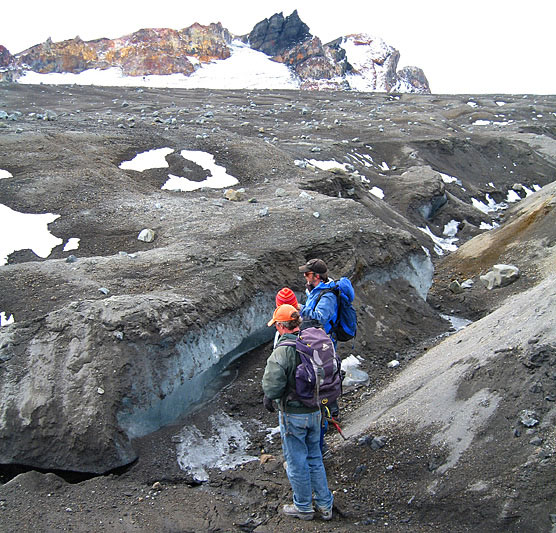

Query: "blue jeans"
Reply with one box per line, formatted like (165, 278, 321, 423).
(279, 410, 334, 512)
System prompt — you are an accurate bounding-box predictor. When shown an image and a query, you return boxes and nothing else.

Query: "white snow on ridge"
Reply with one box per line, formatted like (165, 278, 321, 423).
(340, 34, 394, 92)
(18, 41, 299, 90)
(307, 159, 351, 172)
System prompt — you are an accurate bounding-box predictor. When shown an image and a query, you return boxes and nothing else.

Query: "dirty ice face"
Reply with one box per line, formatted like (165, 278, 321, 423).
(174, 412, 257, 482)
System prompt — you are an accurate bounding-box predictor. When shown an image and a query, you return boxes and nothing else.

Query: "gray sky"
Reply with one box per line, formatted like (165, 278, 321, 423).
(2, 0, 554, 94)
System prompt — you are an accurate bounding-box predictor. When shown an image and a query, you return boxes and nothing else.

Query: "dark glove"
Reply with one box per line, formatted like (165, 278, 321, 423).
(263, 395, 275, 412)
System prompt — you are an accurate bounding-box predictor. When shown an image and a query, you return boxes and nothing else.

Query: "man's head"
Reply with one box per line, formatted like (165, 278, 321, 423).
(298, 258, 328, 290)
(267, 304, 301, 333)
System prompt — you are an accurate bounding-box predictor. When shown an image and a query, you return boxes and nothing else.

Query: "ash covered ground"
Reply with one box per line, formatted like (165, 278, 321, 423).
(0, 84, 555, 532)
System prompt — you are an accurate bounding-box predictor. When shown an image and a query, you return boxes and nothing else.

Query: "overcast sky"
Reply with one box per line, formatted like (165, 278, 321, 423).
(2, 0, 554, 94)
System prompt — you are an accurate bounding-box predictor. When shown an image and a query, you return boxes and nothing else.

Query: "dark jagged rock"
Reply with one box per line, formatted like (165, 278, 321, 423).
(248, 10, 311, 57)
(0, 45, 12, 67)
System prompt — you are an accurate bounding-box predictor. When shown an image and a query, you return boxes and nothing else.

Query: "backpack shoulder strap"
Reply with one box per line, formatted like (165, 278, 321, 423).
(314, 286, 340, 306)
(276, 339, 296, 348)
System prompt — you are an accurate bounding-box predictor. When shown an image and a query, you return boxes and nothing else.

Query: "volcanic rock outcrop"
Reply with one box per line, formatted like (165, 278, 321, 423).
(0, 45, 12, 67)
(0, 10, 429, 92)
(11, 24, 232, 77)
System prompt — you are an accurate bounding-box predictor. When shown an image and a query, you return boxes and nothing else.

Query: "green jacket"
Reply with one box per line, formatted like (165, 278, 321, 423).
(262, 332, 318, 414)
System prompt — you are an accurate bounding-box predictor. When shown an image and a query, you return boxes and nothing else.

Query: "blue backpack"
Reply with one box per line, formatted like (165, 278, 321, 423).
(279, 327, 342, 408)
(316, 277, 357, 342)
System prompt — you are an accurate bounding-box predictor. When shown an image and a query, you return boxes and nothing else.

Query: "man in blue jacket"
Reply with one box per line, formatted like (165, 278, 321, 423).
(298, 258, 338, 340)
(299, 258, 341, 420)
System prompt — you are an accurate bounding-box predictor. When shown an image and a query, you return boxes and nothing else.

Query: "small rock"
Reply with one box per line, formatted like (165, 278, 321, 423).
(258, 207, 269, 217)
(449, 280, 464, 294)
(312, 211, 320, 218)
(370, 436, 387, 450)
(138, 228, 155, 243)
(224, 189, 245, 202)
(152, 482, 162, 490)
(98, 287, 109, 295)
(530, 382, 543, 393)
(529, 437, 543, 446)
(260, 454, 274, 464)
(275, 188, 287, 197)
(519, 410, 539, 427)
(353, 464, 367, 479)
(387, 360, 400, 368)
(66, 255, 77, 263)
(97, 387, 104, 395)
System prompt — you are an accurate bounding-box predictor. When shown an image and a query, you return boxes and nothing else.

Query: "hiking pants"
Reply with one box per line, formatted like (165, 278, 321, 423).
(279, 410, 334, 512)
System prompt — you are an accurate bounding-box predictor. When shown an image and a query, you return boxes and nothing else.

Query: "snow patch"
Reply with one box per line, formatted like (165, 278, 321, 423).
(307, 159, 351, 172)
(119, 147, 174, 171)
(0, 204, 63, 265)
(162, 150, 238, 192)
(506, 189, 522, 202)
(0, 169, 13, 179)
(443, 220, 459, 237)
(63, 238, 80, 251)
(1, 311, 14, 326)
(419, 225, 458, 256)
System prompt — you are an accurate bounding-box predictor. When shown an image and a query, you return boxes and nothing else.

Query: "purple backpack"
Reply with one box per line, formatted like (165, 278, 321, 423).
(280, 327, 342, 408)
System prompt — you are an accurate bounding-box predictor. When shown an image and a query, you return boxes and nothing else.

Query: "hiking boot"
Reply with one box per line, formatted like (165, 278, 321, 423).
(316, 506, 333, 521)
(282, 504, 314, 520)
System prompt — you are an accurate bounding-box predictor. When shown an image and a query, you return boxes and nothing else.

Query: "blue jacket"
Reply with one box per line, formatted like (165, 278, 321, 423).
(300, 280, 338, 335)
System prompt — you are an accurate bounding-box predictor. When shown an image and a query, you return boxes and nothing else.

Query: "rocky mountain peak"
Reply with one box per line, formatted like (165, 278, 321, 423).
(1, 11, 430, 93)
(247, 9, 312, 56)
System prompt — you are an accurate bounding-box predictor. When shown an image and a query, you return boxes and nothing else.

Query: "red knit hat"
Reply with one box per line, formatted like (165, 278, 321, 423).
(275, 287, 298, 308)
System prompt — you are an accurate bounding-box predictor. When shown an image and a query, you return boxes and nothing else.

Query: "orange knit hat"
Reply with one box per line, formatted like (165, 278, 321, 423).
(275, 287, 298, 308)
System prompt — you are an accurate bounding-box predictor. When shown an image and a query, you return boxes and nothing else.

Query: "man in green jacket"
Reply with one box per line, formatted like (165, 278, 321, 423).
(262, 304, 334, 521)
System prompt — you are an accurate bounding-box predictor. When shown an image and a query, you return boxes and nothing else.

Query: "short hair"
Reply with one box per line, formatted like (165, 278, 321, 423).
(278, 311, 302, 330)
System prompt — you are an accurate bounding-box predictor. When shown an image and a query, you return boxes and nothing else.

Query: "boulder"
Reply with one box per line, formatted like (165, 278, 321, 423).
(480, 264, 520, 290)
